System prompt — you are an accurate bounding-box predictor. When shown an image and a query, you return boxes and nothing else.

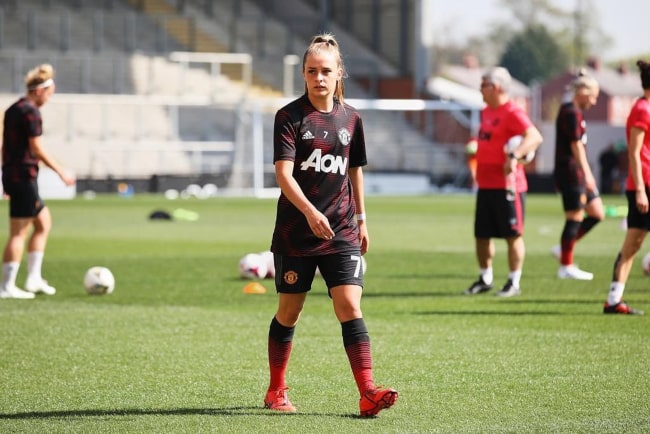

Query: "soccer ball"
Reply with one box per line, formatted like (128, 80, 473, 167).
(84, 266, 115, 295)
(504, 135, 535, 164)
(258, 250, 275, 278)
(238, 253, 268, 279)
(641, 252, 650, 275)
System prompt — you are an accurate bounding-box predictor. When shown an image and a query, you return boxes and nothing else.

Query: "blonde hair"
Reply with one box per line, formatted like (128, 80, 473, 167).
(571, 69, 599, 95)
(25, 63, 55, 91)
(302, 33, 346, 106)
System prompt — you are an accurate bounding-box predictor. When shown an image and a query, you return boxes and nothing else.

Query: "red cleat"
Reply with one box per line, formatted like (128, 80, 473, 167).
(359, 387, 398, 417)
(603, 302, 644, 315)
(264, 387, 297, 413)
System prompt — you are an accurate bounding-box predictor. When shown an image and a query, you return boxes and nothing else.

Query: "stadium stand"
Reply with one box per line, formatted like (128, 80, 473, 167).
(0, 0, 467, 191)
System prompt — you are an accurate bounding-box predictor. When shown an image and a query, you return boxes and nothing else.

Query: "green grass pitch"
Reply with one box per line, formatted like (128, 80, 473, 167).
(0, 193, 648, 433)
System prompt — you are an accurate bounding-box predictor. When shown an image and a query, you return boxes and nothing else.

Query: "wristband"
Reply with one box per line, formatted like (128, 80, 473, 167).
(355, 213, 366, 221)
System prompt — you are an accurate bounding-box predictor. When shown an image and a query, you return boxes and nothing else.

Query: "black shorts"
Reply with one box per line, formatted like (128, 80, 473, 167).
(626, 189, 650, 231)
(559, 186, 599, 212)
(274, 252, 364, 297)
(474, 189, 525, 239)
(2, 179, 45, 218)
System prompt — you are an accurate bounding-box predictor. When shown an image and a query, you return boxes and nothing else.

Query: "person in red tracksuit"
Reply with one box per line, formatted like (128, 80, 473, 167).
(464, 66, 543, 298)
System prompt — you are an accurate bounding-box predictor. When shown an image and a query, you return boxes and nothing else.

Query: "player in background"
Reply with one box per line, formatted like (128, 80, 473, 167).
(464, 67, 543, 297)
(551, 72, 604, 280)
(264, 33, 397, 416)
(602, 60, 650, 315)
(0, 64, 76, 299)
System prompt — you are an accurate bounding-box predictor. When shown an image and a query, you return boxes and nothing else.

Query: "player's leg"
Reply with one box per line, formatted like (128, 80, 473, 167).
(0, 181, 39, 299)
(465, 190, 495, 294)
(495, 235, 524, 297)
(264, 255, 313, 412)
(605, 228, 645, 314)
(578, 191, 604, 239)
(556, 188, 594, 280)
(323, 254, 397, 417)
(25, 206, 56, 295)
(495, 191, 524, 297)
(0, 217, 34, 299)
(604, 191, 647, 315)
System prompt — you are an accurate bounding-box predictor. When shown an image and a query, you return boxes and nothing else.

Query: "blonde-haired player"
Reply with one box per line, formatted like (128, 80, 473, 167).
(0, 64, 76, 299)
(551, 71, 604, 280)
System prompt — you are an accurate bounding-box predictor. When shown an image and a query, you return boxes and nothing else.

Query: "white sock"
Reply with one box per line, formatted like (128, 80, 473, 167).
(607, 282, 625, 305)
(509, 270, 522, 288)
(2, 262, 20, 288)
(480, 268, 493, 285)
(27, 251, 44, 284)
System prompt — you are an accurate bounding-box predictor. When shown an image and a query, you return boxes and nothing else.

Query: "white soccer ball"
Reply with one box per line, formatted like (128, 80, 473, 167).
(258, 250, 275, 278)
(642, 252, 650, 276)
(84, 266, 115, 295)
(238, 253, 268, 280)
(504, 135, 535, 164)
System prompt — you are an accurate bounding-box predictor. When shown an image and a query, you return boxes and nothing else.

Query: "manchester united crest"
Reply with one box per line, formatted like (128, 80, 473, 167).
(283, 270, 298, 285)
(337, 128, 351, 146)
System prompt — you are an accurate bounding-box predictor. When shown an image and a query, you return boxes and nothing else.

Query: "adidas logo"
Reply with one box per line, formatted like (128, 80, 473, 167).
(302, 130, 315, 140)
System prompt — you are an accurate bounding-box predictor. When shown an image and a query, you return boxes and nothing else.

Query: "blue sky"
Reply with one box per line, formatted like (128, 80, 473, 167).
(431, 0, 650, 61)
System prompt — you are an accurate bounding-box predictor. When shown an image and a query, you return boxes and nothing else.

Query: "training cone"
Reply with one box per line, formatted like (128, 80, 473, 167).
(243, 282, 267, 294)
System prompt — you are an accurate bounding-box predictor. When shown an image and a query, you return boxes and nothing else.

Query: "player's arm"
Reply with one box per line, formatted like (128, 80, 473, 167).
(349, 166, 369, 254)
(628, 126, 648, 213)
(505, 125, 542, 174)
(275, 159, 334, 240)
(570, 139, 597, 192)
(28, 136, 75, 186)
(516, 125, 543, 158)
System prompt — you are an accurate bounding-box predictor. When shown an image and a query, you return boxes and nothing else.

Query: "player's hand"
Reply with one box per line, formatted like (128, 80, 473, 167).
(306, 210, 335, 240)
(358, 221, 369, 255)
(636, 190, 649, 214)
(61, 173, 76, 186)
(585, 174, 597, 193)
(503, 157, 517, 175)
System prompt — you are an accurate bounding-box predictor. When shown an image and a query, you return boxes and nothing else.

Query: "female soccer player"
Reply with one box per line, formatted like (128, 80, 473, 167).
(602, 60, 650, 315)
(264, 33, 397, 416)
(0, 64, 76, 299)
(552, 72, 605, 280)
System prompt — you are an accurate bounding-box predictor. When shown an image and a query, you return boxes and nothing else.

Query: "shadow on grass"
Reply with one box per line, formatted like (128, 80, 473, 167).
(0, 407, 360, 419)
(414, 310, 584, 316)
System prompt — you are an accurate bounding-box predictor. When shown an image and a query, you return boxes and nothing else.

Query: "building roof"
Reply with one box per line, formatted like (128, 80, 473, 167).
(425, 76, 484, 108)
(440, 64, 530, 99)
(577, 66, 640, 96)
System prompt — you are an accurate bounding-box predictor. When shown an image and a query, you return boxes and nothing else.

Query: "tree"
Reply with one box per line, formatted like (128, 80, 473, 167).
(499, 25, 569, 85)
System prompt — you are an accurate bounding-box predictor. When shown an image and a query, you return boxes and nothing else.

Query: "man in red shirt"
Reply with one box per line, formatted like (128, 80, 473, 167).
(464, 67, 543, 297)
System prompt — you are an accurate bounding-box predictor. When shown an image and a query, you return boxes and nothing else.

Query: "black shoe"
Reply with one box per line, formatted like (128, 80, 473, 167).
(464, 277, 492, 295)
(603, 301, 644, 315)
(495, 279, 521, 297)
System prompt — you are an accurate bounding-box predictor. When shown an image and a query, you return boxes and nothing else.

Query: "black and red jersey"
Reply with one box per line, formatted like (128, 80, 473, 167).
(271, 95, 367, 256)
(554, 102, 586, 187)
(2, 97, 42, 182)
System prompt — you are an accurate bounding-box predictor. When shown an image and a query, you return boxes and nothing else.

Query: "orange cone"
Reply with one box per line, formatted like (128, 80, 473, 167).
(243, 281, 267, 294)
